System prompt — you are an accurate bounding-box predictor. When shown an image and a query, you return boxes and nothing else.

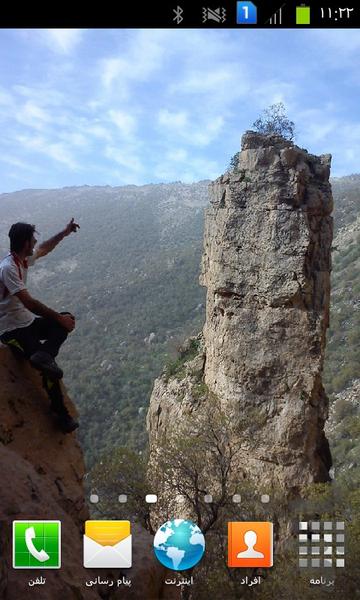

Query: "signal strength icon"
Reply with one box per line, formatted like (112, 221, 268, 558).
(267, 3, 285, 25)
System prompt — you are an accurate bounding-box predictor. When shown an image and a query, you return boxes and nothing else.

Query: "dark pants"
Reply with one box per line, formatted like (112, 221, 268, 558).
(0, 312, 70, 359)
(1, 312, 71, 411)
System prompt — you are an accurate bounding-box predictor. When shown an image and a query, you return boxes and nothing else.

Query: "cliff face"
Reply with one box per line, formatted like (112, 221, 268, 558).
(0, 346, 93, 600)
(0, 347, 175, 600)
(147, 132, 333, 512)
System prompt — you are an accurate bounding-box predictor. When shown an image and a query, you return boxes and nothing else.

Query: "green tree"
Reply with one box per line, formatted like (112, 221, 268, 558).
(149, 394, 276, 599)
(228, 102, 295, 172)
(228, 152, 240, 172)
(252, 101, 295, 140)
(88, 447, 153, 531)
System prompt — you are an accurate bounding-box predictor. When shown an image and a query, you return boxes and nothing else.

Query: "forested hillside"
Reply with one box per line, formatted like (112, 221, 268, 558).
(1, 176, 359, 470)
(323, 176, 360, 484)
(1, 183, 208, 465)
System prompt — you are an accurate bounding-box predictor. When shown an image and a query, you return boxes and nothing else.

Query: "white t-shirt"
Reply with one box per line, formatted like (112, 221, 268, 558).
(0, 253, 37, 336)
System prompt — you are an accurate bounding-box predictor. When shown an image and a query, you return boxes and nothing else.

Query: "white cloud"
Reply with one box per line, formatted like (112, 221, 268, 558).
(311, 29, 360, 55)
(100, 30, 170, 90)
(59, 131, 88, 147)
(295, 115, 360, 177)
(44, 142, 80, 170)
(165, 31, 251, 111)
(13, 85, 66, 107)
(191, 116, 225, 146)
(293, 108, 339, 143)
(85, 124, 112, 142)
(0, 88, 13, 106)
(108, 110, 137, 138)
(250, 81, 298, 111)
(39, 29, 83, 54)
(158, 109, 188, 129)
(170, 68, 234, 95)
(15, 134, 79, 170)
(166, 149, 188, 162)
(158, 109, 224, 147)
(0, 155, 42, 171)
(15, 101, 51, 130)
(105, 145, 143, 173)
(302, 121, 337, 144)
(1, 29, 359, 190)
(101, 58, 127, 89)
(16, 29, 83, 55)
(344, 148, 355, 161)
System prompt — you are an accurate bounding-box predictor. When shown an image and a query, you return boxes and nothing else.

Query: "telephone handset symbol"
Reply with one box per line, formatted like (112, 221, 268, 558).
(25, 527, 50, 563)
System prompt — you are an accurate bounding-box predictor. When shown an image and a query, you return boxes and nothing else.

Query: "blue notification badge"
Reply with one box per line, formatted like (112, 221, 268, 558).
(237, 1, 257, 24)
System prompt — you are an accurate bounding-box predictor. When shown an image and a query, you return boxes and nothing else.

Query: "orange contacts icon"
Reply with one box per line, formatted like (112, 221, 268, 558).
(228, 522, 273, 568)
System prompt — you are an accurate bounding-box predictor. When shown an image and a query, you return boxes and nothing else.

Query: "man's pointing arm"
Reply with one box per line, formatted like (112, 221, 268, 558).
(34, 218, 80, 259)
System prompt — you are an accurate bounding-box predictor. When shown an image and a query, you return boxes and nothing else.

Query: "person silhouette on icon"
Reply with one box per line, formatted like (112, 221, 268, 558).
(237, 530, 264, 558)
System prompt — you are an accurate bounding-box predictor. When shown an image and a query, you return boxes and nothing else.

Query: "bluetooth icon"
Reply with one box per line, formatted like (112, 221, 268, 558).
(173, 5, 184, 24)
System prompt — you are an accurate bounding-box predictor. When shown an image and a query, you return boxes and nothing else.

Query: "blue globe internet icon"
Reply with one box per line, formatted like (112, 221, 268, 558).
(153, 519, 205, 571)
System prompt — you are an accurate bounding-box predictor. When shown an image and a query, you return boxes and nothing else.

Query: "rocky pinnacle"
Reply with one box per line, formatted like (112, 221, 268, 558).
(147, 131, 333, 508)
(200, 132, 333, 487)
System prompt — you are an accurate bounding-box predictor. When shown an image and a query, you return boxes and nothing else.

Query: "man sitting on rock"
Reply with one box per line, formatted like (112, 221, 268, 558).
(0, 220, 80, 434)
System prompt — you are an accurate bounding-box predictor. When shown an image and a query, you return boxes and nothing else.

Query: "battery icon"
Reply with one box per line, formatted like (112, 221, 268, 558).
(296, 5, 310, 24)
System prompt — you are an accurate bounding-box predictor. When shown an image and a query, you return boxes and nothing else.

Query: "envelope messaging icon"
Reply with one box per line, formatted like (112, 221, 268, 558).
(83, 520, 132, 568)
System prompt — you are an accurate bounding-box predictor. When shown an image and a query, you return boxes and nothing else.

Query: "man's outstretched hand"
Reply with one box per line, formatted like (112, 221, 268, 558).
(63, 218, 80, 237)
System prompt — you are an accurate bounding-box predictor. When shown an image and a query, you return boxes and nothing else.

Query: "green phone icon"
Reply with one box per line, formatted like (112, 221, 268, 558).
(13, 521, 61, 568)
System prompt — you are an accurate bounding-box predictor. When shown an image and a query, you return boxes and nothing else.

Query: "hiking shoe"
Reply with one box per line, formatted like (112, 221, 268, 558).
(30, 351, 63, 379)
(58, 413, 79, 434)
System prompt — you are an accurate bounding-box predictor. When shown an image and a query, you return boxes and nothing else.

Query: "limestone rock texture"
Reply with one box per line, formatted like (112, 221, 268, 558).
(0, 347, 177, 600)
(147, 132, 333, 511)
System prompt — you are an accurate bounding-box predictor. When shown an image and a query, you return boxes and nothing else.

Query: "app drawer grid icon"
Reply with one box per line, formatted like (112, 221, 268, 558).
(298, 521, 345, 568)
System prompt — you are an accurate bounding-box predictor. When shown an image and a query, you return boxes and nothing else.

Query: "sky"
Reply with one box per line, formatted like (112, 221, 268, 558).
(0, 28, 359, 193)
